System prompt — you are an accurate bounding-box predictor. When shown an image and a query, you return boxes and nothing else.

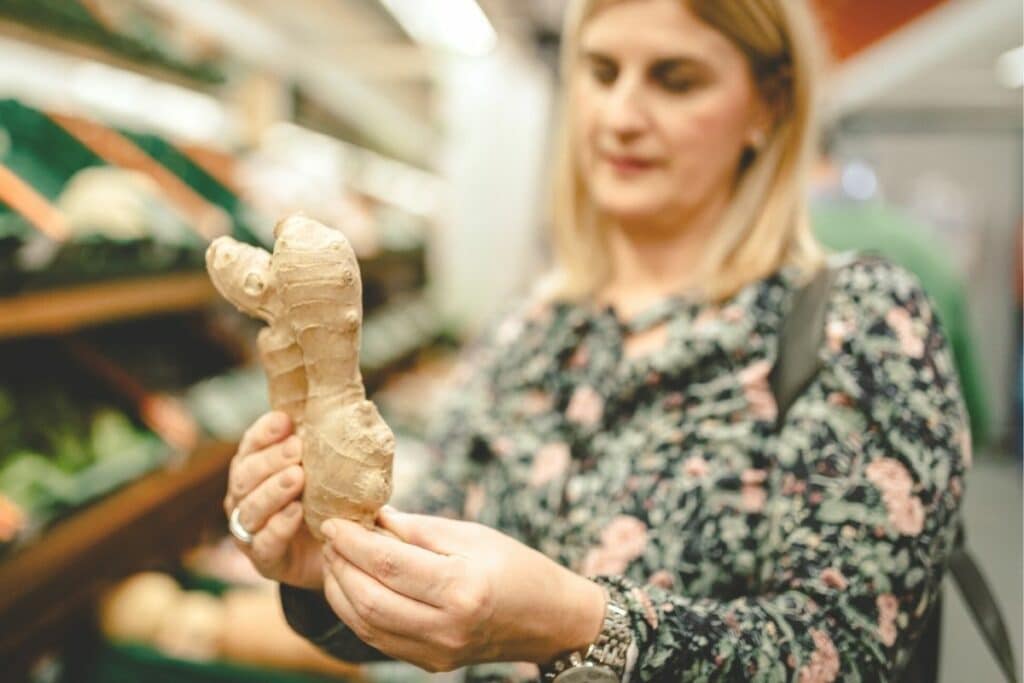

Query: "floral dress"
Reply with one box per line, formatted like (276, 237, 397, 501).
(281, 258, 969, 682)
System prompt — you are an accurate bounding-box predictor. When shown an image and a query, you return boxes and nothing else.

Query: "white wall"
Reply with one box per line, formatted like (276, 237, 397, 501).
(432, 42, 555, 334)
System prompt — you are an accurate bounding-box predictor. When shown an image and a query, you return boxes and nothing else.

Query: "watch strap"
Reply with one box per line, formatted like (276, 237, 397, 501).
(540, 579, 633, 682)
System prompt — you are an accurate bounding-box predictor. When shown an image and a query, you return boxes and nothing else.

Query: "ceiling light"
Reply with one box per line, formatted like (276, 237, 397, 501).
(378, 0, 497, 57)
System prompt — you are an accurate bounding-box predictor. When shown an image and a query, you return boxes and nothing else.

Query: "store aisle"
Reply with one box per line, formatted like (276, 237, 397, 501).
(941, 451, 1023, 682)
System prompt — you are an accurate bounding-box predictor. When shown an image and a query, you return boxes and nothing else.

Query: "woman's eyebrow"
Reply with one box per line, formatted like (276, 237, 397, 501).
(650, 56, 708, 72)
(581, 49, 616, 64)
(581, 50, 709, 71)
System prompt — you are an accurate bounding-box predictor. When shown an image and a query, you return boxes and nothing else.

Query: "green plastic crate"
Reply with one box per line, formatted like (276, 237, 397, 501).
(80, 642, 356, 683)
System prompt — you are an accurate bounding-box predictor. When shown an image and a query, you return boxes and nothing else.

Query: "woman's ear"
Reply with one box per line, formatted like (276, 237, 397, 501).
(745, 91, 777, 152)
(747, 127, 768, 151)
(756, 63, 793, 132)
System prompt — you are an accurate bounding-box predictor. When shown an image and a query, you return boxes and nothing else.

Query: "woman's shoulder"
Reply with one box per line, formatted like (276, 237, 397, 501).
(820, 253, 950, 370)
(831, 253, 928, 301)
(826, 253, 937, 326)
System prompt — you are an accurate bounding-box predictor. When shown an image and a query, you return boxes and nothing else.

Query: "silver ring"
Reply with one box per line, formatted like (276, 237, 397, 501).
(229, 506, 254, 545)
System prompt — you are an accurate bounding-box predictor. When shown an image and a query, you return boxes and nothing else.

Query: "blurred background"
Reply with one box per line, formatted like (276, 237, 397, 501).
(0, 1, 1018, 682)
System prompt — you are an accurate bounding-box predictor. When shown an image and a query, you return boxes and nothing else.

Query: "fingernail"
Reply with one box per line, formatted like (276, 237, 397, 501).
(285, 435, 301, 459)
(286, 503, 301, 517)
(279, 469, 295, 488)
(321, 520, 337, 539)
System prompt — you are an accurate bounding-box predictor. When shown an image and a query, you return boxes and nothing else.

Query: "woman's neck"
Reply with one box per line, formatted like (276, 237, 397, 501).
(599, 186, 730, 318)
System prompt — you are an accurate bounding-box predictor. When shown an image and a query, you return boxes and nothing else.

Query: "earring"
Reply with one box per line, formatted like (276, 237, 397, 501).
(748, 129, 767, 151)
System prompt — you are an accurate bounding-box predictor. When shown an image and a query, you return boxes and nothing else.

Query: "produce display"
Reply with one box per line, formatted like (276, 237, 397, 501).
(0, 47, 442, 681)
(98, 571, 362, 678)
(0, 335, 173, 552)
(0, 99, 262, 293)
(185, 367, 270, 443)
(0, 379, 166, 552)
(206, 214, 395, 537)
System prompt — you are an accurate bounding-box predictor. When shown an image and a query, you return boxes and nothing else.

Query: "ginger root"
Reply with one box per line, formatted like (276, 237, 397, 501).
(206, 214, 394, 538)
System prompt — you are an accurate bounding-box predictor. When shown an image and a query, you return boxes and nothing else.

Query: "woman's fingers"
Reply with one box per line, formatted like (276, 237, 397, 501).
(225, 435, 301, 514)
(248, 501, 304, 570)
(323, 572, 377, 645)
(238, 411, 292, 457)
(377, 507, 474, 556)
(324, 518, 456, 608)
(235, 464, 304, 536)
(324, 547, 445, 641)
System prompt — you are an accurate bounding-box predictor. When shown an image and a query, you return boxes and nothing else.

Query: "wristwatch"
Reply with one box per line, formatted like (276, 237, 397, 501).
(540, 589, 632, 683)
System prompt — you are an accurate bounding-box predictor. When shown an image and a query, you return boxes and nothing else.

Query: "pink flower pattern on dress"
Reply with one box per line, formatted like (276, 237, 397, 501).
(566, 385, 604, 427)
(826, 318, 855, 353)
(581, 515, 649, 576)
(648, 570, 675, 589)
(738, 360, 778, 421)
(865, 458, 913, 497)
(741, 484, 767, 513)
(888, 495, 925, 536)
(568, 344, 589, 369)
(521, 389, 554, 416)
(876, 593, 900, 647)
(820, 568, 849, 591)
(866, 458, 925, 536)
(798, 630, 840, 683)
(886, 307, 925, 358)
(529, 442, 570, 487)
(683, 455, 709, 479)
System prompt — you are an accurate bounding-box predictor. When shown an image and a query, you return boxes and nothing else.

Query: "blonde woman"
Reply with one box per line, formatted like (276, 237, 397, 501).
(222, 1, 968, 680)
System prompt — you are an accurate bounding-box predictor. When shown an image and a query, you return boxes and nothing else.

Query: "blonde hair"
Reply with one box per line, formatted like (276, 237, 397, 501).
(549, 0, 827, 303)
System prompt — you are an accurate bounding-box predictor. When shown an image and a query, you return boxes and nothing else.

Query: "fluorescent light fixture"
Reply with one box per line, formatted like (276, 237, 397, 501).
(69, 62, 227, 142)
(0, 35, 230, 144)
(378, 0, 497, 57)
(995, 45, 1024, 89)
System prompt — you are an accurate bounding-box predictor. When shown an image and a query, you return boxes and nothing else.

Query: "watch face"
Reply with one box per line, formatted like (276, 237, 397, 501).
(552, 664, 619, 683)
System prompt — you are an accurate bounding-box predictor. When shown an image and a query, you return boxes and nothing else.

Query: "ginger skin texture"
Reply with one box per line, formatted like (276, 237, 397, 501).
(206, 214, 394, 538)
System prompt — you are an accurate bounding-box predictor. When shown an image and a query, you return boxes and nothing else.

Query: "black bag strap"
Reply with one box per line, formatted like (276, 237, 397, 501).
(770, 251, 860, 424)
(772, 252, 1020, 683)
(949, 542, 1021, 683)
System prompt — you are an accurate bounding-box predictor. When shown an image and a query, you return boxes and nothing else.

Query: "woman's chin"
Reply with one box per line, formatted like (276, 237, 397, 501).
(595, 201, 673, 228)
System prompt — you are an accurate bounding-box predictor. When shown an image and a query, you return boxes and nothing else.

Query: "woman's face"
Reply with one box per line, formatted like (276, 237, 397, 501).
(574, 0, 769, 227)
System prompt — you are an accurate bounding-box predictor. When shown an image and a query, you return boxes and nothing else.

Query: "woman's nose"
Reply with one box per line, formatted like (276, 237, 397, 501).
(603, 74, 649, 136)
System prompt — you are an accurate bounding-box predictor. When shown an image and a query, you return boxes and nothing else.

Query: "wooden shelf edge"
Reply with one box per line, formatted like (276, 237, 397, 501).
(0, 441, 236, 669)
(0, 272, 218, 339)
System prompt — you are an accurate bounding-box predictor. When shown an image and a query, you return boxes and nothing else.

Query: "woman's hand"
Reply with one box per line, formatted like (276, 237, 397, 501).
(319, 508, 607, 673)
(223, 411, 323, 590)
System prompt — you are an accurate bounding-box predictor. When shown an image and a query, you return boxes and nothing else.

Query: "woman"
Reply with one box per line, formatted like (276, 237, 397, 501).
(222, 1, 969, 680)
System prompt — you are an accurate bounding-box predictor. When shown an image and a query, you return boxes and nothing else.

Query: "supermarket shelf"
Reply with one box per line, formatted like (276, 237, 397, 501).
(0, 17, 222, 91)
(0, 272, 218, 339)
(0, 441, 236, 676)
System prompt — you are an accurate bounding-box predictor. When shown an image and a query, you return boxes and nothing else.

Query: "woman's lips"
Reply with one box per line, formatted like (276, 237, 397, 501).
(603, 154, 657, 174)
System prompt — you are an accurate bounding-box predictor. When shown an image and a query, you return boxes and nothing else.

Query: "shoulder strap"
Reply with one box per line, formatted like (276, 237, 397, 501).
(771, 252, 1020, 683)
(770, 251, 858, 428)
(949, 541, 1021, 683)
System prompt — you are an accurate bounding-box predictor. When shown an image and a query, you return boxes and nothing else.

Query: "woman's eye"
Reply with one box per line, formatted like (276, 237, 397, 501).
(590, 63, 617, 85)
(651, 62, 705, 94)
(660, 77, 696, 93)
